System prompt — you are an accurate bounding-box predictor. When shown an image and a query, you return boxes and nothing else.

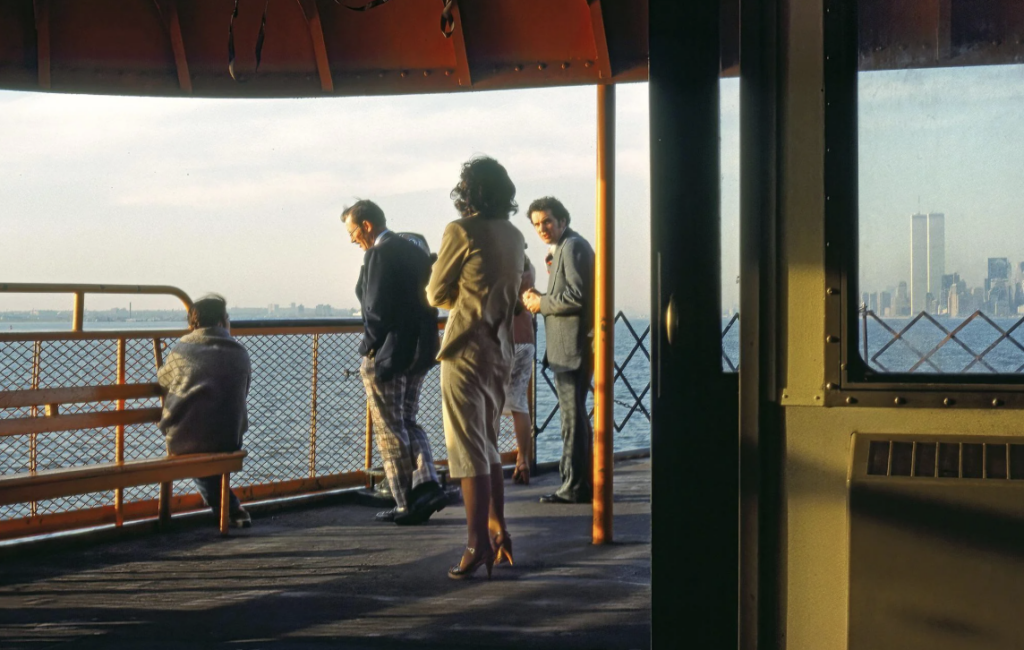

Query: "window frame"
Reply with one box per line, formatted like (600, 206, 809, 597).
(823, 0, 1024, 409)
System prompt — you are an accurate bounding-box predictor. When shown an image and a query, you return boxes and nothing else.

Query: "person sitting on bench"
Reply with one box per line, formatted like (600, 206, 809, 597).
(157, 294, 252, 528)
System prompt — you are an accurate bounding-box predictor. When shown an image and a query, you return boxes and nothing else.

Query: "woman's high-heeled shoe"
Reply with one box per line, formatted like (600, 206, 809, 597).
(493, 531, 514, 566)
(448, 546, 495, 580)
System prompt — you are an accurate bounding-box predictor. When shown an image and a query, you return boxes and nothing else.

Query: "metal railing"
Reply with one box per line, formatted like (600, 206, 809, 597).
(0, 320, 518, 539)
(1, 286, 748, 540)
(861, 309, 1024, 373)
(533, 311, 740, 437)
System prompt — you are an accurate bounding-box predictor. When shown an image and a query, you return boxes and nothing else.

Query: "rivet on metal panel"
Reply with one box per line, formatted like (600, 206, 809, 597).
(894, 396, 906, 405)
(826, 287, 839, 295)
(943, 397, 955, 406)
(537, 63, 547, 71)
(562, 62, 570, 69)
(585, 61, 593, 68)
(993, 398, 1004, 407)
(400, 70, 408, 78)
(826, 335, 839, 343)
(445, 69, 453, 76)
(423, 70, 430, 77)
(514, 64, 523, 72)
(846, 397, 857, 405)
(825, 382, 836, 390)
(840, 363, 848, 370)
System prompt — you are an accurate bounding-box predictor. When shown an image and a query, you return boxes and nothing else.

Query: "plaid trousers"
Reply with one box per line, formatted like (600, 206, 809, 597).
(359, 357, 439, 510)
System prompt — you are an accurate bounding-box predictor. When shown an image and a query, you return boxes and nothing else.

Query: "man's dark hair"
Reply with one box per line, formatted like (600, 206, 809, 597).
(188, 294, 228, 329)
(450, 156, 518, 220)
(528, 196, 571, 226)
(342, 199, 387, 229)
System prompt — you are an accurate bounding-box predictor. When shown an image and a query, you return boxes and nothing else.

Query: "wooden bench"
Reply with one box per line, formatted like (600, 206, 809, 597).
(0, 383, 247, 535)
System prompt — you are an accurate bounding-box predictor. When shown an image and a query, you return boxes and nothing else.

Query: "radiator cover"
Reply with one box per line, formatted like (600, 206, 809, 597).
(849, 432, 1024, 650)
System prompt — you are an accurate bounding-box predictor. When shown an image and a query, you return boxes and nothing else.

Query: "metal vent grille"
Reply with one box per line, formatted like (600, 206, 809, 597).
(850, 432, 1024, 650)
(866, 439, 1024, 480)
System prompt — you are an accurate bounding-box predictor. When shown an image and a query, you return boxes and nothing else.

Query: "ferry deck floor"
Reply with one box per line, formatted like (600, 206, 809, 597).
(0, 459, 651, 650)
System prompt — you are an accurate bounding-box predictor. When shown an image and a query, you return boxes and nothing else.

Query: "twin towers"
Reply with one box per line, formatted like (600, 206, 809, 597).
(910, 212, 945, 313)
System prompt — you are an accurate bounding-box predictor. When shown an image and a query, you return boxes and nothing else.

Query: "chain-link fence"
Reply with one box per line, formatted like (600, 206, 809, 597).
(0, 322, 515, 533)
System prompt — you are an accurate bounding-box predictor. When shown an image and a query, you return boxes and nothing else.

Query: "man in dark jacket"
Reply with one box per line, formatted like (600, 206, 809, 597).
(157, 294, 252, 527)
(343, 199, 447, 524)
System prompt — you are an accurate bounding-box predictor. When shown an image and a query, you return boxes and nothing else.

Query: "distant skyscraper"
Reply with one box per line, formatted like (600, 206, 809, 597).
(927, 213, 945, 307)
(988, 257, 1010, 282)
(895, 281, 911, 316)
(880, 290, 893, 316)
(910, 214, 928, 312)
(910, 212, 944, 313)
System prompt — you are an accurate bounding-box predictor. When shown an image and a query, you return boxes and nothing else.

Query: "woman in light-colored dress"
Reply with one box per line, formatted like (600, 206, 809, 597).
(427, 156, 525, 579)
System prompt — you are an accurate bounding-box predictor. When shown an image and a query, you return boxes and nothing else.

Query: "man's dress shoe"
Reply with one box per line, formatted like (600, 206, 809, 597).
(375, 507, 405, 523)
(398, 484, 449, 526)
(539, 493, 575, 504)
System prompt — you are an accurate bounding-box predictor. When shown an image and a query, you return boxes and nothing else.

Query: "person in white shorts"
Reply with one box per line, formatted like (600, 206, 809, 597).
(505, 252, 536, 484)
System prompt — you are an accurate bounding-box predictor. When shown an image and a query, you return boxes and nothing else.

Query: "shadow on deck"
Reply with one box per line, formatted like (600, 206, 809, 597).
(0, 459, 651, 650)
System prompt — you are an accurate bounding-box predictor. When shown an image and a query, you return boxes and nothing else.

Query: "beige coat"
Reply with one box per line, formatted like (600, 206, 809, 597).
(427, 217, 525, 363)
(426, 216, 524, 477)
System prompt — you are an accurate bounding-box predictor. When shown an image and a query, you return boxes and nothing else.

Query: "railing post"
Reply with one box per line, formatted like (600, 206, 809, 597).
(72, 292, 84, 332)
(153, 337, 170, 522)
(593, 82, 616, 545)
(309, 334, 319, 478)
(29, 341, 42, 517)
(115, 337, 126, 527)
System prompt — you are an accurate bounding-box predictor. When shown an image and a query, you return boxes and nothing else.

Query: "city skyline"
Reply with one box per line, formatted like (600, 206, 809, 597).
(861, 209, 1024, 317)
(858, 64, 1024, 300)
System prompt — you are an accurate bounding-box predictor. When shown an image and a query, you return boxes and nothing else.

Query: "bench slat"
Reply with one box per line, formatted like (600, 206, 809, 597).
(0, 451, 247, 506)
(0, 384, 162, 410)
(0, 407, 162, 437)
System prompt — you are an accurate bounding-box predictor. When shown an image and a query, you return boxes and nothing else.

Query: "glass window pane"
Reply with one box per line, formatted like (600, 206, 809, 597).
(858, 57, 1024, 373)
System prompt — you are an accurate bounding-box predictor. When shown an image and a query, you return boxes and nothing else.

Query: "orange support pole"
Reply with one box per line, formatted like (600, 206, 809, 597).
(593, 83, 615, 544)
(114, 337, 126, 526)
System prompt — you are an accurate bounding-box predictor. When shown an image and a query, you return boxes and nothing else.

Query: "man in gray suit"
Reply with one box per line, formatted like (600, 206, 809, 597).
(522, 196, 594, 504)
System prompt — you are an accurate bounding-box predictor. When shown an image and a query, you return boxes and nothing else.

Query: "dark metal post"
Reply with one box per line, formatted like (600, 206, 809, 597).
(650, 0, 737, 647)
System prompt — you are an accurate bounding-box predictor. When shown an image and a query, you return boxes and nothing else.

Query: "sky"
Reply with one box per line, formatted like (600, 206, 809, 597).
(858, 64, 1024, 294)
(0, 80, 743, 317)
(3, 62, 1019, 317)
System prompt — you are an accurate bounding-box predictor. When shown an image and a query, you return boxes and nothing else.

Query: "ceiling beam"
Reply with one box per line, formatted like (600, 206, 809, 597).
(588, 0, 613, 81)
(447, 0, 472, 87)
(33, 0, 50, 89)
(297, 0, 334, 93)
(153, 0, 192, 93)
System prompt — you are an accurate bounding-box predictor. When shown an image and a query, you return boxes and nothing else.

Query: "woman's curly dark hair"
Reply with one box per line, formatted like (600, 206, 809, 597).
(450, 156, 518, 220)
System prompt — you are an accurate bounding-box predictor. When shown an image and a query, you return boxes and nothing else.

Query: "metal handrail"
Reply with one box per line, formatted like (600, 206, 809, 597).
(0, 283, 194, 333)
(0, 318, 527, 540)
